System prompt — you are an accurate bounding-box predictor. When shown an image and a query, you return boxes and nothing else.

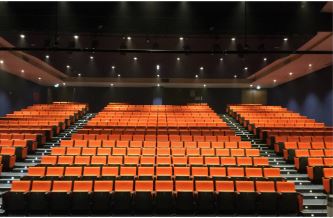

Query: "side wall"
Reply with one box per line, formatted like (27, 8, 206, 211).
(268, 66, 333, 126)
(0, 70, 47, 116)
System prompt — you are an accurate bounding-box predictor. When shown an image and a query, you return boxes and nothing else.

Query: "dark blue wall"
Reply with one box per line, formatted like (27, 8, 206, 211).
(0, 70, 47, 116)
(268, 66, 333, 126)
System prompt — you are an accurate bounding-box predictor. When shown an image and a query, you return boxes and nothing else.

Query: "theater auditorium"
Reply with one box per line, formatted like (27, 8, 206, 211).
(0, 1, 332, 217)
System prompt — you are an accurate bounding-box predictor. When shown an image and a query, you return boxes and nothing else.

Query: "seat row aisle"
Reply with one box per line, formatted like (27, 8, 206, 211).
(3, 103, 303, 215)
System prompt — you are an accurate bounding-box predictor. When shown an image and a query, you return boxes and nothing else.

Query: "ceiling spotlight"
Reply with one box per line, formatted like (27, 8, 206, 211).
(54, 84, 59, 88)
(157, 83, 160, 87)
(133, 57, 138, 61)
(234, 75, 238, 78)
(156, 65, 160, 70)
(200, 66, 204, 70)
(250, 84, 253, 88)
(45, 55, 50, 59)
(256, 85, 261, 90)
(38, 77, 42, 80)
(203, 84, 206, 87)
(90, 56, 94, 60)
(74, 35, 79, 39)
(111, 66, 115, 69)
(78, 73, 81, 77)
(263, 57, 267, 61)
(195, 74, 199, 78)
(177, 57, 180, 61)
(110, 83, 114, 87)
(62, 83, 66, 86)
(244, 67, 248, 70)
(231, 37, 236, 41)
(273, 79, 277, 83)
(21, 69, 25, 73)
(289, 72, 293, 76)
(220, 58, 223, 61)
(284, 38, 288, 41)
(127, 36, 131, 40)
(66, 65, 70, 69)
(20, 34, 25, 39)
(157, 74, 160, 78)
(0, 60, 3, 64)
(179, 37, 184, 41)
(118, 74, 121, 77)
(308, 64, 312, 67)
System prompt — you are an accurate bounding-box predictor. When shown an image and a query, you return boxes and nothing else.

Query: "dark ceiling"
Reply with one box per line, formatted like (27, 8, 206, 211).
(0, 1, 331, 79)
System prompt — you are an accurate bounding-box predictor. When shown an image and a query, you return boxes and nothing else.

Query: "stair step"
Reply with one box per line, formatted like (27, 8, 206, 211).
(302, 193, 327, 199)
(302, 209, 327, 217)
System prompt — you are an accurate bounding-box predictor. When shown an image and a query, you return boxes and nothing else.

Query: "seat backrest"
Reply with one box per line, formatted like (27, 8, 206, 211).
(245, 167, 263, 177)
(236, 181, 255, 192)
(195, 181, 214, 192)
(175, 180, 193, 192)
(52, 181, 72, 192)
(115, 180, 133, 191)
(295, 149, 309, 157)
(31, 181, 52, 192)
(11, 181, 31, 192)
(73, 181, 93, 192)
(228, 167, 244, 177)
(156, 166, 172, 176)
(135, 180, 154, 192)
(46, 167, 64, 176)
(263, 168, 281, 178)
(28, 166, 46, 176)
(276, 182, 296, 193)
(256, 181, 275, 192)
(65, 167, 82, 176)
(94, 181, 113, 192)
(308, 158, 324, 166)
(155, 180, 173, 192)
(323, 168, 333, 178)
(215, 181, 234, 192)
(174, 166, 190, 176)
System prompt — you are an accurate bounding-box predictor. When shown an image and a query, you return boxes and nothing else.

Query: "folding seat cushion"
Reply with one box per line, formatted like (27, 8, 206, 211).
(41, 156, 57, 165)
(256, 181, 278, 214)
(156, 156, 171, 166)
(154, 180, 174, 214)
(71, 181, 93, 214)
(215, 180, 235, 214)
(235, 181, 256, 213)
(221, 157, 236, 166)
(195, 181, 215, 214)
(253, 157, 269, 167)
(174, 166, 190, 180)
(91, 181, 113, 213)
(51, 147, 66, 155)
(237, 157, 253, 166)
(113, 180, 134, 214)
(49, 181, 72, 214)
(175, 180, 195, 214)
(227, 167, 244, 179)
(138, 166, 154, 180)
(192, 167, 209, 179)
(83, 166, 101, 179)
(133, 180, 154, 213)
(189, 156, 204, 166)
(263, 168, 281, 180)
(245, 167, 263, 179)
(3, 180, 31, 214)
(102, 166, 119, 179)
(156, 167, 173, 180)
(27, 180, 52, 213)
(276, 182, 302, 214)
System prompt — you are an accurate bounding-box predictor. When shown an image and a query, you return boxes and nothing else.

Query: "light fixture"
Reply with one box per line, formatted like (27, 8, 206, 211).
(284, 38, 288, 41)
(263, 57, 267, 61)
(118, 74, 121, 77)
(234, 75, 237, 78)
(74, 35, 79, 39)
(110, 83, 114, 87)
(256, 85, 261, 90)
(195, 74, 198, 78)
(20, 69, 25, 73)
(0, 60, 4, 64)
(250, 84, 253, 87)
(177, 57, 180, 61)
(45, 55, 50, 59)
(127, 36, 131, 40)
(62, 83, 66, 86)
(289, 72, 293, 76)
(38, 77, 42, 80)
(203, 84, 206, 87)
(157, 83, 160, 87)
(78, 73, 81, 77)
(20, 34, 25, 39)
(156, 65, 160, 70)
(273, 79, 277, 83)
(157, 74, 160, 78)
(244, 67, 248, 70)
(90, 56, 94, 60)
(54, 84, 59, 88)
(200, 66, 204, 70)
(179, 37, 184, 41)
(111, 66, 115, 69)
(308, 64, 312, 67)
(231, 37, 236, 41)
(133, 57, 138, 61)
(66, 65, 70, 69)
(220, 58, 223, 61)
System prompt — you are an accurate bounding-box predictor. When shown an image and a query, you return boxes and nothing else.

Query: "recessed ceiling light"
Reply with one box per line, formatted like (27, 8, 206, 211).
(244, 67, 248, 70)
(45, 55, 50, 59)
(289, 72, 293, 76)
(20, 34, 25, 39)
(179, 37, 184, 41)
(220, 58, 223, 61)
(111, 66, 115, 69)
(263, 57, 267, 61)
(74, 35, 79, 39)
(0, 60, 4, 64)
(157, 83, 160, 87)
(250, 84, 253, 87)
(21, 69, 25, 73)
(234, 75, 237, 78)
(127, 36, 131, 40)
(284, 38, 288, 41)
(308, 64, 312, 67)
(54, 84, 59, 88)
(90, 56, 94, 60)
(118, 74, 121, 77)
(133, 57, 138, 61)
(156, 65, 160, 70)
(195, 74, 199, 78)
(38, 77, 42, 80)
(203, 84, 206, 87)
(200, 66, 204, 70)
(231, 37, 236, 41)
(157, 74, 160, 78)
(110, 83, 114, 87)
(66, 65, 70, 69)
(78, 73, 81, 77)
(177, 57, 180, 61)
(256, 85, 261, 90)
(273, 79, 277, 83)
